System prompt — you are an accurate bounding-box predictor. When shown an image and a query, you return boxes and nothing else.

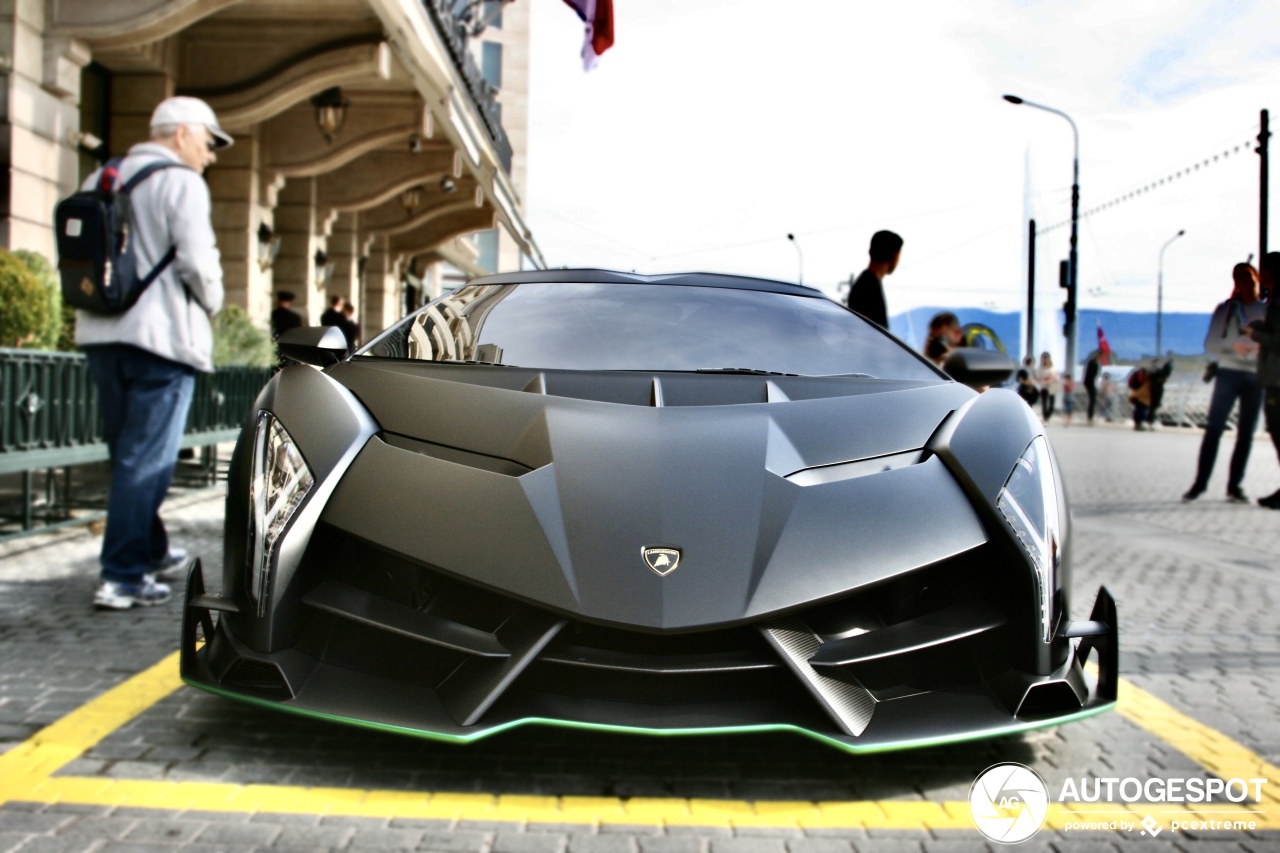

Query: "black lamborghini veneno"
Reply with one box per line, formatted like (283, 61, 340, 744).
(182, 270, 1117, 752)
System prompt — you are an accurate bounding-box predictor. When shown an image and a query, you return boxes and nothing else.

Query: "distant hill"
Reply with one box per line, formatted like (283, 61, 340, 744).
(888, 307, 1213, 363)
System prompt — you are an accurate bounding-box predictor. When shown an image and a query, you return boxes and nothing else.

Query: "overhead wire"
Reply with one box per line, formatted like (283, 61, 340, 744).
(1035, 126, 1259, 234)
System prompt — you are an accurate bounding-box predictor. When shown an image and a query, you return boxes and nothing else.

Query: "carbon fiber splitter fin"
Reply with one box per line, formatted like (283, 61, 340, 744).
(760, 617, 877, 736)
(439, 610, 566, 727)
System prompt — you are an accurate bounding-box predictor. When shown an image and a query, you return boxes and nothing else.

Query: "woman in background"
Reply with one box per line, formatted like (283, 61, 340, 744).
(1038, 352, 1060, 423)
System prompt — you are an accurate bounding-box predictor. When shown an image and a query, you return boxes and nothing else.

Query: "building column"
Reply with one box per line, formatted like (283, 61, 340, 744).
(273, 177, 322, 323)
(424, 260, 443, 300)
(328, 212, 360, 314)
(205, 130, 264, 320)
(0, 0, 89, 257)
(363, 235, 401, 342)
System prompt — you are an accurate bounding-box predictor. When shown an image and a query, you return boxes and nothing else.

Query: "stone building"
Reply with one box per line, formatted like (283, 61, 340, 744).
(0, 0, 541, 340)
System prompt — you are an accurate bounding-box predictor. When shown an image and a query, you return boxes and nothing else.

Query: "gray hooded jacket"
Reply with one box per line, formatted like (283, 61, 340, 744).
(74, 143, 224, 373)
(1203, 298, 1265, 374)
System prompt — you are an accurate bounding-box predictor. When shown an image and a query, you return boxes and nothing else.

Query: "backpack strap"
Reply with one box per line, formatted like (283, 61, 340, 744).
(121, 159, 191, 194)
(139, 247, 179, 288)
(118, 158, 195, 297)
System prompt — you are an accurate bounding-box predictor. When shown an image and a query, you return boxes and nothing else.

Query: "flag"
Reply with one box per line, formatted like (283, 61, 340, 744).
(561, 0, 614, 70)
(1096, 321, 1113, 365)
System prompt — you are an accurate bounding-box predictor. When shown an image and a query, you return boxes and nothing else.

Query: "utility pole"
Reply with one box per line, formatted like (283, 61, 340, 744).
(1068, 156, 1079, 379)
(1260, 109, 1270, 274)
(1026, 219, 1036, 360)
(1060, 260, 1074, 349)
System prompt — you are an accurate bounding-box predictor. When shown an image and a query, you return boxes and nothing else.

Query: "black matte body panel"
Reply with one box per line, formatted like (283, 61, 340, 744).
(191, 273, 1114, 751)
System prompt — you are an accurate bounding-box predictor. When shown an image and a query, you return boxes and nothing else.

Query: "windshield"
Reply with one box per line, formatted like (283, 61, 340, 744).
(361, 282, 940, 380)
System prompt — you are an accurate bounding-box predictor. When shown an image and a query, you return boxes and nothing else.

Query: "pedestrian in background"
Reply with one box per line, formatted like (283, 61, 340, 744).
(1183, 263, 1264, 504)
(1061, 374, 1076, 426)
(1016, 356, 1040, 409)
(1146, 355, 1174, 428)
(1083, 350, 1102, 424)
(846, 230, 903, 329)
(339, 300, 360, 352)
(1038, 352, 1060, 423)
(923, 311, 962, 367)
(76, 97, 231, 609)
(1128, 366, 1152, 429)
(1244, 252, 1280, 508)
(1099, 372, 1115, 421)
(271, 290, 302, 339)
(320, 293, 344, 328)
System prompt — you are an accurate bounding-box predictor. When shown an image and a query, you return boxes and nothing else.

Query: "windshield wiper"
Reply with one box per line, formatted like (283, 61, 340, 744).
(691, 367, 801, 376)
(438, 359, 510, 367)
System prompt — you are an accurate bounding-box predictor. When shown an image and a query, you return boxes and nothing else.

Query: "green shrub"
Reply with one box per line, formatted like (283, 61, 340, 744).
(212, 304, 275, 367)
(12, 249, 67, 350)
(0, 248, 51, 348)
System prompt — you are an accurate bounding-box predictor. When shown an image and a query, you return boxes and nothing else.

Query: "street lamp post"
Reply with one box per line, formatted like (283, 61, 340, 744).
(1157, 229, 1186, 356)
(1004, 94, 1080, 376)
(787, 233, 805, 285)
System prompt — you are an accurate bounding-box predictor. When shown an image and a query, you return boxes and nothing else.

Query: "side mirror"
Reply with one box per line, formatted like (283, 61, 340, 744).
(943, 347, 1014, 390)
(277, 326, 349, 367)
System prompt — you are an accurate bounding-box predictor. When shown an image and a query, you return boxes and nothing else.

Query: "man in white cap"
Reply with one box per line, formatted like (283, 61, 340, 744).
(76, 96, 232, 610)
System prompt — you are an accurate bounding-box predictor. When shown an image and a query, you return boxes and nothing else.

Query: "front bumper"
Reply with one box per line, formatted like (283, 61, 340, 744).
(180, 558, 1118, 754)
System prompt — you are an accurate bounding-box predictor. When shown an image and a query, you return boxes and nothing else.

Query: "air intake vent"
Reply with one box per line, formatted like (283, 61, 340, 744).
(222, 659, 292, 700)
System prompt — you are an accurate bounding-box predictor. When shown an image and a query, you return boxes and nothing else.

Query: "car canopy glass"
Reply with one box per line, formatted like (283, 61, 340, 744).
(363, 282, 941, 380)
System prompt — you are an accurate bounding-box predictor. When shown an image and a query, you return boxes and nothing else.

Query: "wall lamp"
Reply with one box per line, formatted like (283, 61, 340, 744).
(314, 249, 335, 287)
(401, 185, 425, 214)
(311, 87, 350, 144)
(257, 223, 282, 272)
(439, 175, 457, 194)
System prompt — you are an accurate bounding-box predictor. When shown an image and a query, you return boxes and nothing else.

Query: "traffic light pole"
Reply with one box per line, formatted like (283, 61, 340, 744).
(1027, 219, 1036, 360)
(1002, 95, 1079, 374)
(1060, 259, 1072, 353)
(1260, 109, 1270, 272)
(1067, 151, 1079, 379)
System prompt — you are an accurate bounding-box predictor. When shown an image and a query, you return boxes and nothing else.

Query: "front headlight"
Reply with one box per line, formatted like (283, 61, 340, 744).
(996, 435, 1061, 643)
(248, 412, 314, 616)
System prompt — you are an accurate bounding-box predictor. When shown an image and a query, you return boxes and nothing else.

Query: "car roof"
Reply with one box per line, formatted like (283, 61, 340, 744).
(467, 268, 828, 298)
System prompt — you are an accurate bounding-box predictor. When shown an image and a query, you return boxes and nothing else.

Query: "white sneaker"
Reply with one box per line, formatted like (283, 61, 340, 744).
(93, 578, 172, 610)
(150, 548, 195, 581)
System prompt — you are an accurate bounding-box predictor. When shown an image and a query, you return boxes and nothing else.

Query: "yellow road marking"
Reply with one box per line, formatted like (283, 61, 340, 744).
(5, 777, 1277, 830)
(0, 650, 1276, 831)
(1116, 671, 1274, 799)
(1115, 677, 1280, 805)
(0, 650, 182, 791)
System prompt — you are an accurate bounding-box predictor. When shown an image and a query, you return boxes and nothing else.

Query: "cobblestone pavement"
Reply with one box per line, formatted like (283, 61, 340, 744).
(0, 422, 1277, 852)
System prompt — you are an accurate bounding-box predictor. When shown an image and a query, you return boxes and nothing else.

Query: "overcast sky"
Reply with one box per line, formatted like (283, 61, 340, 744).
(523, 0, 1279, 329)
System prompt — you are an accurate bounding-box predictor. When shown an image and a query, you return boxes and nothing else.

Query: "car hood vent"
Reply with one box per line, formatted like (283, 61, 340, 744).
(320, 362, 985, 630)
(335, 360, 947, 407)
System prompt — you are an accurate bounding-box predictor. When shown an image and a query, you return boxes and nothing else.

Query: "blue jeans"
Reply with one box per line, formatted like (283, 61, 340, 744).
(1192, 367, 1262, 492)
(85, 345, 195, 584)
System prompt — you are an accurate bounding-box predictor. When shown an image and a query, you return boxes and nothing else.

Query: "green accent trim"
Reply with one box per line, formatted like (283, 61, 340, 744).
(183, 678, 1114, 754)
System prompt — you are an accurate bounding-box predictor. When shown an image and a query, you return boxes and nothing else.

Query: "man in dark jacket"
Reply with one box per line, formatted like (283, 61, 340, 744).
(320, 294, 344, 328)
(271, 291, 302, 339)
(846, 230, 903, 329)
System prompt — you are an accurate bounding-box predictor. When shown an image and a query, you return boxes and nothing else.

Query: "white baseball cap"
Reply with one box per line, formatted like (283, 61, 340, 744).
(150, 97, 234, 149)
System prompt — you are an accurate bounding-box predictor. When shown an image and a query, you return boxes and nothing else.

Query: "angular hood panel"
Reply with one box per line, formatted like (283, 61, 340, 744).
(319, 362, 986, 630)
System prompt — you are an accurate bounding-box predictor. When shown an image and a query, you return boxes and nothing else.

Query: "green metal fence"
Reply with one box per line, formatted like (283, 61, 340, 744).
(0, 347, 272, 536)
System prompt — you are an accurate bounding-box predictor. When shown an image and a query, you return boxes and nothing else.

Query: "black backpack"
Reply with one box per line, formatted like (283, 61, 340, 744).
(54, 157, 190, 315)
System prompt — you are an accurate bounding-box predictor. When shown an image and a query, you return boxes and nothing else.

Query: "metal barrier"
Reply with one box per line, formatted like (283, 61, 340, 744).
(1059, 378, 1257, 432)
(0, 348, 271, 537)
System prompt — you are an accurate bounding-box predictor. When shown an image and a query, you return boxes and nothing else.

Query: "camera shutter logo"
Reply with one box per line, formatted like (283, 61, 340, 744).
(969, 762, 1050, 844)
